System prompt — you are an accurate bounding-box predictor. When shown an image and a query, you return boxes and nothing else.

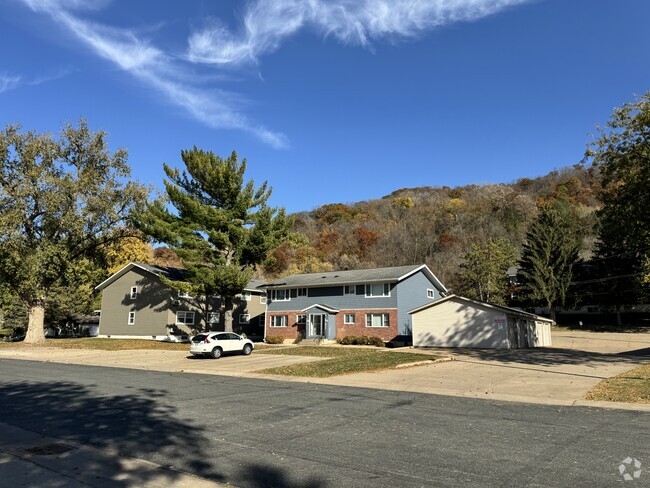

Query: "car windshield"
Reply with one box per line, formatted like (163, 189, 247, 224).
(192, 334, 209, 342)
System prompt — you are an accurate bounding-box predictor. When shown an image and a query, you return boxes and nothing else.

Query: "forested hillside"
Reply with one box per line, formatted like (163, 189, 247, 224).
(263, 164, 601, 294)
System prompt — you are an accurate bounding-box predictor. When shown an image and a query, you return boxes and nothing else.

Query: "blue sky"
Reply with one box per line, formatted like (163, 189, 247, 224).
(2, 0, 649, 213)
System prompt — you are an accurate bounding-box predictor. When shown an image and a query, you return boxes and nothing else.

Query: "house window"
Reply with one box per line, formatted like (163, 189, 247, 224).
(260, 295, 267, 304)
(427, 289, 435, 299)
(365, 283, 390, 297)
(344, 313, 355, 324)
(128, 311, 135, 325)
(271, 289, 290, 301)
(241, 291, 251, 301)
(239, 314, 250, 324)
(130, 286, 138, 299)
(343, 285, 356, 295)
(176, 311, 195, 325)
(296, 314, 306, 325)
(259, 314, 266, 326)
(297, 288, 308, 297)
(270, 315, 288, 327)
(208, 312, 220, 324)
(366, 313, 389, 327)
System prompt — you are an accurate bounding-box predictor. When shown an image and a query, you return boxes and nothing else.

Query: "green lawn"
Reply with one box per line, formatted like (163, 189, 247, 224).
(257, 346, 438, 377)
(584, 364, 650, 404)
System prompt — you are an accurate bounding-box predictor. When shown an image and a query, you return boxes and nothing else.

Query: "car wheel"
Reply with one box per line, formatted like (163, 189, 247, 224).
(210, 347, 222, 359)
(242, 344, 253, 356)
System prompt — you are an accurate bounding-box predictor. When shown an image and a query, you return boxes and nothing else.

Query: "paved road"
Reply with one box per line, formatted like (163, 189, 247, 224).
(1, 359, 648, 487)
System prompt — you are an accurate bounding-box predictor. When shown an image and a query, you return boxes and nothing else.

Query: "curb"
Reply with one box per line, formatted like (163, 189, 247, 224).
(394, 356, 455, 369)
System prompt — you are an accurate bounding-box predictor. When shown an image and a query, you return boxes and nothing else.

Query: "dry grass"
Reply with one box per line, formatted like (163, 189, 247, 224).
(0, 338, 189, 351)
(258, 346, 437, 377)
(584, 363, 650, 404)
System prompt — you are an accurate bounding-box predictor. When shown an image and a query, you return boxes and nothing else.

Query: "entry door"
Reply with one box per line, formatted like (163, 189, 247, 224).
(309, 314, 327, 337)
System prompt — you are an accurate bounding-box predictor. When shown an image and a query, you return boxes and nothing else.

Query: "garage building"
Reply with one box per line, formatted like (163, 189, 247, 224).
(410, 295, 553, 349)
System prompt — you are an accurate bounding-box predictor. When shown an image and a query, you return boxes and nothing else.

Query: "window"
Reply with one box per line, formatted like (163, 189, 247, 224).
(176, 311, 195, 325)
(239, 314, 250, 324)
(128, 311, 135, 325)
(270, 315, 288, 327)
(208, 312, 220, 324)
(178, 290, 193, 299)
(427, 289, 435, 299)
(296, 314, 306, 324)
(241, 291, 251, 301)
(271, 289, 290, 301)
(365, 283, 390, 297)
(130, 286, 138, 299)
(260, 295, 267, 304)
(366, 313, 389, 327)
(343, 285, 356, 295)
(297, 288, 308, 297)
(259, 314, 266, 326)
(344, 313, 355, 324)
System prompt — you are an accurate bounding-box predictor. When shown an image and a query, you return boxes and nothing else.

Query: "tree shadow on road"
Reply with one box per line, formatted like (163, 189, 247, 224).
(0, 380, 224, 486)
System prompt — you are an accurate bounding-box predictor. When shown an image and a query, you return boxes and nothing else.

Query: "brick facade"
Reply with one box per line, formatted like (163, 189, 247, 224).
(265, 309, 398, 341)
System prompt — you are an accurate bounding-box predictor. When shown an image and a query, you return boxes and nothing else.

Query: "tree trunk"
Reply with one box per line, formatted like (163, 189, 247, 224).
(224, 296, 234, 333)
(25, 299, 46, 344)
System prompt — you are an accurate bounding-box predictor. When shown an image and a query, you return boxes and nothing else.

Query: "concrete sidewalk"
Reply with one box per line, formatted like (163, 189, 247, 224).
(0, 422, 225, 487)
(0, 330, 648, 409)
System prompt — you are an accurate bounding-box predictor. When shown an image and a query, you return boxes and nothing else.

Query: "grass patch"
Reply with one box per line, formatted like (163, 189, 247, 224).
(258, 347, 437, 377)
(0, 338, 189, 351)
(584, 363, 650, 404)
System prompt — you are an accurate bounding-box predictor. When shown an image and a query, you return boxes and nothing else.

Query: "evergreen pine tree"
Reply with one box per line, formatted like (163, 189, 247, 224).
(137, 147, 291, 332)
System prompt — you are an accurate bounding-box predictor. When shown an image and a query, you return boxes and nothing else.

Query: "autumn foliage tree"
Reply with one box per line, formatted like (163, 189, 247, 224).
(0, 120, 149, 342)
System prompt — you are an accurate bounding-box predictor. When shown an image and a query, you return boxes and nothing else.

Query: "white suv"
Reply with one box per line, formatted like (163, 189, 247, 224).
(190, 332, 254, 359)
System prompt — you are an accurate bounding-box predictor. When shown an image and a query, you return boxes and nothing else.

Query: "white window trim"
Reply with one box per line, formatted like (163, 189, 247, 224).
(343, 285, 356, 295)
(239, 314, 250, 324)
(427, 288, 435, 299)
(272, 289, 290, 302)
(178, 290, 193, 299)
(296, 314, 307, 325)
(176, 311, 195, 325)
(344, 313, 355, 324)
(365, 283, 390, 298)
(130, 286, 138, 299)
(260, 295, 267, 304)
(366, 313, 389, 328)
(128, 311, 135, 325)
(270, 315, 288, 328)
(208, 312, 220, 324)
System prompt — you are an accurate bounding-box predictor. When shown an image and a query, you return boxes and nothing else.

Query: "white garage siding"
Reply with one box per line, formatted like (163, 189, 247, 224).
(410, 295, 553, 349)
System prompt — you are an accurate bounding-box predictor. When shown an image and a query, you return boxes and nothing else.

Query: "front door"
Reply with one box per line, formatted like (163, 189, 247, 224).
(308, 314, 327, 338)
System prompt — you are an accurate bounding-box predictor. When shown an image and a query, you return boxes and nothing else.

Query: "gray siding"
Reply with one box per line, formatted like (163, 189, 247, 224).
(99, 268, 267, 336)
(266, 284, 397, 312)
(99, 268, 175, 336)
(396, 270, 442, 335)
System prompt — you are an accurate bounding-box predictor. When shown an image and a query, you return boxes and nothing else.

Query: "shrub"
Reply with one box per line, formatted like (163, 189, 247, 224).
(293, 332, 303, 344)
(265, 335, 285, 344)
(338, 335, 385, 347)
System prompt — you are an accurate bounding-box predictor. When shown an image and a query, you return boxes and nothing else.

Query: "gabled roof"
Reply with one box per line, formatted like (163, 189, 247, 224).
(409, 294, 554, 324)
(301, 304, 340, 313)
(260, 264, 447, 292)
(95, 262, 263, 292)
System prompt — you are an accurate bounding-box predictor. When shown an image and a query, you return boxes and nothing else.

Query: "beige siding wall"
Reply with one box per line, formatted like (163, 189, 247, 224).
(412, 300, 509, 348)
(99, 268, 175, 337)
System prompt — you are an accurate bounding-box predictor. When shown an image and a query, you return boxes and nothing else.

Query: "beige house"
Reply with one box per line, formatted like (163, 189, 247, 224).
(95, 263, 267, 340)
(410, 295, 553, 349)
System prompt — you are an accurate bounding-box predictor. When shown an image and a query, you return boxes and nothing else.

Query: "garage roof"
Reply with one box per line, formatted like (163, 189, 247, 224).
(409, 295, 554, 324)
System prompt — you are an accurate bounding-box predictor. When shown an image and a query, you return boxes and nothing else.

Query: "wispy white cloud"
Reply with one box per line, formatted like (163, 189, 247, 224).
(20, 0, 289, 149)
(20, 0, 528, 148)
(0, 73, 22, 93)
(187, 0, 529, 66)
